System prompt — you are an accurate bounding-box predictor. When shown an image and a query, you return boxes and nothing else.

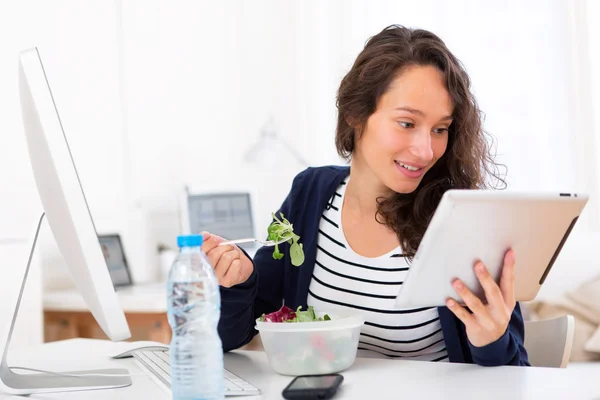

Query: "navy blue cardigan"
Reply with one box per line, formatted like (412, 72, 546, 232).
(218, 166, 529, 366)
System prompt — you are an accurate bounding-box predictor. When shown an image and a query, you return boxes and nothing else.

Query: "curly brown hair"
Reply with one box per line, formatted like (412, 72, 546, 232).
(335, 24, 506, 258)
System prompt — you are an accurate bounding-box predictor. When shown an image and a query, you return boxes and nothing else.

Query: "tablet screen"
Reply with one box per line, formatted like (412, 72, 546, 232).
(98, 234, 132, 287)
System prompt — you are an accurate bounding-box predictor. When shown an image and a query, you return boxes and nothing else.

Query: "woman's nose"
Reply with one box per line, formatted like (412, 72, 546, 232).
(409, 130, 434, 162)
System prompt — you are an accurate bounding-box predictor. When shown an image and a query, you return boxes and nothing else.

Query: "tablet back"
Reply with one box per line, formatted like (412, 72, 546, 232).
(394, 190, 588, 308)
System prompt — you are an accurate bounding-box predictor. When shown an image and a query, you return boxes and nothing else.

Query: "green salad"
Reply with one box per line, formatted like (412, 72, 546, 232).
(259, 305, 330, 323)
(267, 212, 305, 267)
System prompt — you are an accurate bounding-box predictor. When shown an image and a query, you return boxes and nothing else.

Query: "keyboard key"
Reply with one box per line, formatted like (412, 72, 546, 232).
(225, 380, 243, 390)
(133, 350, 260, 395)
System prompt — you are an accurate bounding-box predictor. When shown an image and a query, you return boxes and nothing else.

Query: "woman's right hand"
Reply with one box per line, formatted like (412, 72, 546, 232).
(201, 232, 254, 288)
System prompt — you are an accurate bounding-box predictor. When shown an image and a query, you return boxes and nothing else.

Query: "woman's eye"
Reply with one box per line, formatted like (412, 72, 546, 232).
(398, 121, 414, 129)
(433, 127, 449, 135)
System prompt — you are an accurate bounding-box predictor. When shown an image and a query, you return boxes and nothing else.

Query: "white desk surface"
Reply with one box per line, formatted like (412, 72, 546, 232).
(2, 338, 600, 399)
(44, 284, 167, 313)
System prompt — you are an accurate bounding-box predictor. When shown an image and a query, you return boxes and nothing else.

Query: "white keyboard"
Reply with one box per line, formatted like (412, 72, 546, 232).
(132, 350, 260, 396)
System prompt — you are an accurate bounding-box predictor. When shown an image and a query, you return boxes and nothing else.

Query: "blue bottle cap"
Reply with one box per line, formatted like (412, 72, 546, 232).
(177, 234, 204, 247)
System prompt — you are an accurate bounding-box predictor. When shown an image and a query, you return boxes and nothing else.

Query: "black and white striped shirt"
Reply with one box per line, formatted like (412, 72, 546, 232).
(306, 178, 449, 362)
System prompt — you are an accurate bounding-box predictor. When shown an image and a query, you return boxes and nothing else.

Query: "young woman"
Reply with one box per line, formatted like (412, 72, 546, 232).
(201, 24, 529, 366)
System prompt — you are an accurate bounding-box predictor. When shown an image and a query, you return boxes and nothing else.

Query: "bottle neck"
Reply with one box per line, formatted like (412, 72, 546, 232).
(180, 246, 201, 253)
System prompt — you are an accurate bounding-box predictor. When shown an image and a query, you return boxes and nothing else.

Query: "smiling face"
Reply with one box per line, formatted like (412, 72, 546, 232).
(353, 65, 453, 194)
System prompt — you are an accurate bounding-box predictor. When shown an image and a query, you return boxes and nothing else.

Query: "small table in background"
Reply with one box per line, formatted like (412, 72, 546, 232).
(43, 283, 171, 344)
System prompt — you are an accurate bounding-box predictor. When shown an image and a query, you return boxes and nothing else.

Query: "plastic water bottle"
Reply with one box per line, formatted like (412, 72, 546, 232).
(167, 234, 224, 400)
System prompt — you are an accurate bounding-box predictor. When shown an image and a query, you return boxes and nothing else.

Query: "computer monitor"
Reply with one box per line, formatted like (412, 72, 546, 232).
(98, 234, 133, 288)
(180, 190, 259, 258)
(0, 48, 132, 394)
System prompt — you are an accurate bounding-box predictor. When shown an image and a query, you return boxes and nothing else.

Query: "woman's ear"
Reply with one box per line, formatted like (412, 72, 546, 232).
(346, 116, 366, 140)
(344, 113, 358, 130)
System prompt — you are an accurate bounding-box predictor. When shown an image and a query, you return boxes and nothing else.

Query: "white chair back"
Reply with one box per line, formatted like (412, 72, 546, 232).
(524, 315, 574, 368)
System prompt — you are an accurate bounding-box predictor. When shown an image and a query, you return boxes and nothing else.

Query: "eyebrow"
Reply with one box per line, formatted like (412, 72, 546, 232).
(394, 107, 453, 121)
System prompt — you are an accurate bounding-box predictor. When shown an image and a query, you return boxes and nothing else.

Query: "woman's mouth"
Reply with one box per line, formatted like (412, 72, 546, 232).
(394, 160, 425, 179)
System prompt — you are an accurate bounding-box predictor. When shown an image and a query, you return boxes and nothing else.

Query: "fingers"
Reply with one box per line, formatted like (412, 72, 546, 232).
(213, 249, 239, 283)
(202, 232, 235, 266)
(449, 253, 517, 347)
(451, 278, 494, 328)
(473, 261, 504, 308)
(220, 258, 242, 288)
(499, 249, 516, 310)
(445, 298, 477, 328)
(198, 231, 252, 288)
(201, 232, 222, 254)
(452, 278, 485, 314)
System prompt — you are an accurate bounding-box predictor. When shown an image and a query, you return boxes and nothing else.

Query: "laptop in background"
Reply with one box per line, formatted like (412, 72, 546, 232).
(181, 191, 259, 258)
(98, 234, 133, 289)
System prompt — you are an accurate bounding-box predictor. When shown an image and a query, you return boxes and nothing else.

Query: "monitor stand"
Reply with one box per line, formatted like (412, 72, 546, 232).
(0, 213, 132, 395)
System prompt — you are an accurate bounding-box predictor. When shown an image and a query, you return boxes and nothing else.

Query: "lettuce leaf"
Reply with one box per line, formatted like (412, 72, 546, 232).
(267, 212, 304, 266)
(259, 305, 330, 323)
(259, 305, 296, 322)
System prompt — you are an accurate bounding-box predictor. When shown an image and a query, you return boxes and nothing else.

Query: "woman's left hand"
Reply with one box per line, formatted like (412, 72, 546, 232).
(446, 249, 516, 347)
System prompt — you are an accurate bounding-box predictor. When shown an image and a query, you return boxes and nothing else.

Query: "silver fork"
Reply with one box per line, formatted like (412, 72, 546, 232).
(218, 237, 290, 247)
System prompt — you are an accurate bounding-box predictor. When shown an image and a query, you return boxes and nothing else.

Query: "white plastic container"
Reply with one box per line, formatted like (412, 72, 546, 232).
(255, 312, 364, 376)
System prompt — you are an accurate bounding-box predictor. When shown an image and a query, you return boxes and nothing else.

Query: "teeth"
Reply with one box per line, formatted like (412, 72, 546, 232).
(397, 162, 419, 171)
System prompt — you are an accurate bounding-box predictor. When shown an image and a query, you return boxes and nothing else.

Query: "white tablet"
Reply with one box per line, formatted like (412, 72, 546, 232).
(394, 190, 588, 308)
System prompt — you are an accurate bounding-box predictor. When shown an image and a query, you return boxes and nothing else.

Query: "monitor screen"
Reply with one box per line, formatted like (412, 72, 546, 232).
(98, 234, 132, 288)
(187, 192, 255, 250)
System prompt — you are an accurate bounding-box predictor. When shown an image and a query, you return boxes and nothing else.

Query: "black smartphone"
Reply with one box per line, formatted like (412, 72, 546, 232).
(282, 374, 344, 400)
